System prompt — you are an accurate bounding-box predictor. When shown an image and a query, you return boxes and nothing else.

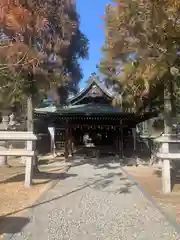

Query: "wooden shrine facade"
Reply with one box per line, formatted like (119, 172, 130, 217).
(34, 78, 158, 158)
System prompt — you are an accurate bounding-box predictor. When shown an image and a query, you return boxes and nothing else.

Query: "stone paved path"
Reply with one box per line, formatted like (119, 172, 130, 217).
(5, 162, 179, 240)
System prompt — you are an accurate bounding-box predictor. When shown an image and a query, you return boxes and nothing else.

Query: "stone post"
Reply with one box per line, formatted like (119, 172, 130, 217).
(161, 141, 171, 193)
(24, 140, 33, 187)
(0, 116, 9, 167)
(48, 125, 56, 157)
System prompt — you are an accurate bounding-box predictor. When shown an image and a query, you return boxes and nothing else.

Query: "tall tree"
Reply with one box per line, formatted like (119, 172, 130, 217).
(100, 0, 180, 131)
(0, 0, 88, 120)
(0, 0, 88, 166)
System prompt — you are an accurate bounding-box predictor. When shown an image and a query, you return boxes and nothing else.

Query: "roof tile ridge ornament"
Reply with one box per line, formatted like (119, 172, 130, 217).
(61, 103, 70, 109)
(67, 77, 113, 104)
(51, 106, 57, 112)
(49, 102, 57, 112)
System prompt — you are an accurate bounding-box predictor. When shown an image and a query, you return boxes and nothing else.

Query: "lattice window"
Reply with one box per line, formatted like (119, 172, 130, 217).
(56, 141, 65, 149)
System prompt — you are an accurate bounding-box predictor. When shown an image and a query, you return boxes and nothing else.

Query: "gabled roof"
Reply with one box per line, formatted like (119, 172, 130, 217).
(34, 103, 121, 116)
(34, 105, 57, 113)
(68, 77, 113, 105)
(34, 103, 158, 123)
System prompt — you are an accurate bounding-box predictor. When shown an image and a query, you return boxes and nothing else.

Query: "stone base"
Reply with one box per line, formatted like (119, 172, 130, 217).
(20, 156, 26, 165)
(0, 156, 8, 167)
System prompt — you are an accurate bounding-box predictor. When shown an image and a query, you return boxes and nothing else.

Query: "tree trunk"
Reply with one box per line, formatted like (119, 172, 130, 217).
(26, 96, 39, 172)
(164, 83, 172, 135)
(27, 96, 33, 131)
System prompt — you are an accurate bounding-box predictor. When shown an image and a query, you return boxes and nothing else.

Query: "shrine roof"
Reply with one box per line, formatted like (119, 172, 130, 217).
(34, 103, 122, 116)
(68, 77, 113, 105)
(61, 103, 121, 115)
(34, 103, 158, 124)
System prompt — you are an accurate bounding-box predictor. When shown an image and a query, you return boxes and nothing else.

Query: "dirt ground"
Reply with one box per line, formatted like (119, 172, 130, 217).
(0, 157, 69, 238)
(124, 166, 180, 224)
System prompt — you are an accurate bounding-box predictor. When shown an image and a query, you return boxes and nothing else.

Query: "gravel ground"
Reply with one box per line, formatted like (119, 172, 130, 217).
(4, 162, 179, 240)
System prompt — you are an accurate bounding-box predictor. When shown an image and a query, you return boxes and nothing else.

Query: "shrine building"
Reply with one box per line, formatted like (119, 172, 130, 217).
(34, 78, 157, 159)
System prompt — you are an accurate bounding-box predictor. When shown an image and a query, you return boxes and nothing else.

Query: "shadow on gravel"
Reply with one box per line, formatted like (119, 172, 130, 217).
(94, 163, 120, 170)
(0, 172, 78, 185)
(90, 172, 134, 194)
(0, 216, 30, 235)
(69, 156, 120, 170)
(1, 171, 133, 219)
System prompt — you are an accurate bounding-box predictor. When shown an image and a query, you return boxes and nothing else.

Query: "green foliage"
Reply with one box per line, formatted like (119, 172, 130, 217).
(0, 0, 89, 109)
(100, 0, 180, 112)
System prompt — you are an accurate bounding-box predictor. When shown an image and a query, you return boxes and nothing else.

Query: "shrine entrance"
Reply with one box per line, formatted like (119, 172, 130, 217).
(34, 77, 158, 161)
(73, 127, 116, 146)
(72, 125, 120, 158)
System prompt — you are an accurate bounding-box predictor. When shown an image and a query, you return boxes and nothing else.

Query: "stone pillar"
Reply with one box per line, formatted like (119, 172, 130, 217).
(48, 125, 56, 156)
(0, 116, 9, 167)
(142, 121, 149, 136)
(161, 143, 171, 193)
(162, 158, 171, 193)
(24, 140, 33, 187)
(161, 142, 171, 193)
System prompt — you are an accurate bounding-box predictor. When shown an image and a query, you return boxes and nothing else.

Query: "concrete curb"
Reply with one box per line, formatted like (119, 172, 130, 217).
(120, 166, 180, 234)
(1, 165, 71, 240)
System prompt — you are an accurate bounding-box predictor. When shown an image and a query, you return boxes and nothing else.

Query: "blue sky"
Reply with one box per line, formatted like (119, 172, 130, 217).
(76, 0, 110, 89)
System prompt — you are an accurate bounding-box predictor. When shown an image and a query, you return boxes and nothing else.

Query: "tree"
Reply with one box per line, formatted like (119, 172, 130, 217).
(0, 0, 88, 119)
(0, 0, 88, 108)
(100, 0, 180, 132)
(65, 28, 89, 94)
(0, 0, 88, 166)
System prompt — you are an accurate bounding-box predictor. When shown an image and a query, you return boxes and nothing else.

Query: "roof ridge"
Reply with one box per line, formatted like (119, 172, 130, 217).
(68, 78, 113, 104)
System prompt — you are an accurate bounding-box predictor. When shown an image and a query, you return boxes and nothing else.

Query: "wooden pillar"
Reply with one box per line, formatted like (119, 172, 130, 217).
(118, 130, 121, 158)
(64, 126, 69, 160)
(68, 125, 73, 157)
(132, 128, 136, 153)
(119, 119, 123, 158)
(161, 142, 171, 193)
(25, 140, 33, 187)
(120, 129, 124, 158)
(115, 134, 119, 154)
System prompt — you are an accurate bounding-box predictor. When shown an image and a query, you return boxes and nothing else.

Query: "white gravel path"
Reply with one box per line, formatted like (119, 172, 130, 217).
(4, 162, 179, 240)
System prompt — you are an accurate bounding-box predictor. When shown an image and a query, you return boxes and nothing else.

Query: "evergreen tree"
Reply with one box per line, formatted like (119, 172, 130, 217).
(100, 0, 180, 121)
